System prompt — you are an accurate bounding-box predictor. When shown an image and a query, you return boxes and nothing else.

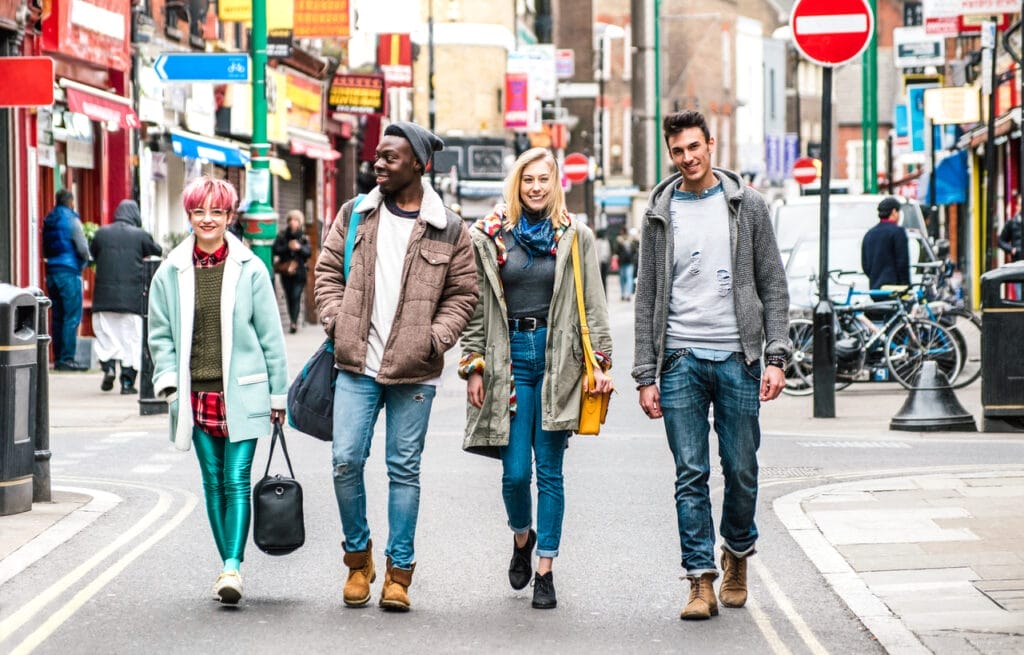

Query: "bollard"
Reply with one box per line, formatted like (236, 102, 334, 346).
(29, 288, 52, 502)
(890, 361, 977, 432)
(138, 256, 167, 416)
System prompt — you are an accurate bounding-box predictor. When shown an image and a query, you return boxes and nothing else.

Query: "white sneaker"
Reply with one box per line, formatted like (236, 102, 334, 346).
(213, 571, 243, 604)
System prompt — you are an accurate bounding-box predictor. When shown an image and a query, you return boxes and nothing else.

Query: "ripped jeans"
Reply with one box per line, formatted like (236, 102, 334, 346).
(331, 369, 436, 569)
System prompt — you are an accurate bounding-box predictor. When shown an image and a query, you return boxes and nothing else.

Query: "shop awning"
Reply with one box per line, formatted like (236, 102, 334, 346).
(170, 129, 250, 167)
(288, 127, 340, 161)
(61, 79, 139, 129)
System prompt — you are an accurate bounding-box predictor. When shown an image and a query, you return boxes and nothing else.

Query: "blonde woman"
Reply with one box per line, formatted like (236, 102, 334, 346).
(459, 148, 613, 609)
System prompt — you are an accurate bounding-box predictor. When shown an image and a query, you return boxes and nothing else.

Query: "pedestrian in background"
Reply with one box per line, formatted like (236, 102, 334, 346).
(633, 110, 790, 621)
(998, 211, 1022, 263)
(89, 199, 162, 394)
(272, 209, 312, 333)
(148, 176, 288, 605)
(861, 197, 910, 290)
(42, 189, 90, 371)
(314, 121, 478, 612)
(459, 147, 613, 610)
(615, 227, 639, 300)
(595, 228, 612, 296)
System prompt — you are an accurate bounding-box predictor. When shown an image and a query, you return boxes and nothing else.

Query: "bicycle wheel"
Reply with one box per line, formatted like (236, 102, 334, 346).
(944, 308, 982, 389)
(782, 318, 853, 396)
(885, 318, 962, 389)
(783, 318, 814, 396)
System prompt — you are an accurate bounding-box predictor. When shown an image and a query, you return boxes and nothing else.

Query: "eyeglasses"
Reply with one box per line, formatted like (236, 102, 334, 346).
(188, 208, 231, 220)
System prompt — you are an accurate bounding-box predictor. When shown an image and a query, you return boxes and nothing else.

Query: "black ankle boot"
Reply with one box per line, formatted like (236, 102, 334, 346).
(100, 360, 116, 392)
(120, 367, 138, 395)
(508, 529, 536, 590)
(532, 571, 556, 609)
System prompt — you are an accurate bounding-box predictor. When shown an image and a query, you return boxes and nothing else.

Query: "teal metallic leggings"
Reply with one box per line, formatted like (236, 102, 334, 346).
(193, 428, 257, 564)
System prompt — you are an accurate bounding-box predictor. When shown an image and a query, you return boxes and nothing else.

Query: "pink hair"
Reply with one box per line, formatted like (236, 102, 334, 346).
(182, 176, 238, 213)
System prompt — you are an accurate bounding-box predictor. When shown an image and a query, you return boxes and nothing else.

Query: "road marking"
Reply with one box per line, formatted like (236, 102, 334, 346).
(750, 558, 830, 655)
(0, 480, 188, 645)
(0, 487, 121, 589)
(745, 593, 792, 655)
(10, 492, 198, 655)
(130, 464, 173, 474)
(797, 441, 910, 449)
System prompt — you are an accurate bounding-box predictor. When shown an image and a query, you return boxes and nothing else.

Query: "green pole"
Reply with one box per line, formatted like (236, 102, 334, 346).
(654, 0, 661, 180)
(245, 0, 277, 274)
(863, 0, 878, 193)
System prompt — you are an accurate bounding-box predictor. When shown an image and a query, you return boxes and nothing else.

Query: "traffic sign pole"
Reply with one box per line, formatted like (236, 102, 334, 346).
(790, 0, 873, 419)
(245, 0, 277, 275)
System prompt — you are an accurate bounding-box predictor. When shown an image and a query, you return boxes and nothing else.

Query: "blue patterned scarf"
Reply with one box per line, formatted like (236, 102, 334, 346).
(509, 213, 556, 268)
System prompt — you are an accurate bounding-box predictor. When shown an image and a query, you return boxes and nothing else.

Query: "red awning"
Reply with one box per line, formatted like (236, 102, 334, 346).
(65, 86, 139, 129)
(290, 138, 341, 161)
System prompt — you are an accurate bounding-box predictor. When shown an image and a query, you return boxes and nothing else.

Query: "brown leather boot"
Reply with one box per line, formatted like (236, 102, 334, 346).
(719, 548, 749, 608)
(680, 573, 719, 620)
(342, 540, 375, 607)
(379, 557, 415, 612)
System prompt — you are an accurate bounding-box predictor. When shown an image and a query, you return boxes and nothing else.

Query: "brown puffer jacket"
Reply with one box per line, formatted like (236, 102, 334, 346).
(314, 184, 479, 384)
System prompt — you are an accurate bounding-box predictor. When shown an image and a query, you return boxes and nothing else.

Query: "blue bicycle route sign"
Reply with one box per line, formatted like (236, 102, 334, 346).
(154, 53, 250, 83)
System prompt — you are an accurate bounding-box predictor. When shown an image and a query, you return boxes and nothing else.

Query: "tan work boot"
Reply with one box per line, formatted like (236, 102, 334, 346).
(680, 573, 719, 620)
(379, 557, 415, 611)
(342, 540, 375, 607)
(719, 548, 749, 608)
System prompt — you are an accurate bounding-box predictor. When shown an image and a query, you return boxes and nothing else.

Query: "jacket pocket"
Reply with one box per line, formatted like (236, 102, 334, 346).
(237, 372, 269, 385)
(415, 248, 451, 287)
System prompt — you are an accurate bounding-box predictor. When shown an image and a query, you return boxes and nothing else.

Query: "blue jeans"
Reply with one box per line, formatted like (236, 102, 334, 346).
(618, 262, 636, 298)
(659, 349, 761, 577)
(332, 370, 436, 569)
(46, 270, 82, 364)
(501, 327, 569, 558)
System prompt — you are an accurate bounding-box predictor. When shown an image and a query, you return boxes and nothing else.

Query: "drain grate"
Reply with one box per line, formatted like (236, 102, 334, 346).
(708, 466, 820, 479)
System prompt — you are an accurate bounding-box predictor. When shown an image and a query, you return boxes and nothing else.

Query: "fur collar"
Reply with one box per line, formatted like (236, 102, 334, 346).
(355, 178, 448, 229)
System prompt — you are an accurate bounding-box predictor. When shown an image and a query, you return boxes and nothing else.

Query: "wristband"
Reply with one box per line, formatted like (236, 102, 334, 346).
(764, 355, 786, 369)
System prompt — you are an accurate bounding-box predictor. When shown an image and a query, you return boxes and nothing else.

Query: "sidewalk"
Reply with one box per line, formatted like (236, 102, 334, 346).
(2, 321, 1023, 653)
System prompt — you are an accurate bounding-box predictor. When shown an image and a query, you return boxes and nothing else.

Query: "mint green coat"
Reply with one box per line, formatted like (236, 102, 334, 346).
(148, 233, 289, 450)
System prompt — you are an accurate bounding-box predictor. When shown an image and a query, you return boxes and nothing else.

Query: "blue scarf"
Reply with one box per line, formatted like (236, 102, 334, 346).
(509, 213, 556, 268)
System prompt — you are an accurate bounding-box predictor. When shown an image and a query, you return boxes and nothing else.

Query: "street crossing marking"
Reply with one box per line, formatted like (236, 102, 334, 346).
(797, 441, 910, 449)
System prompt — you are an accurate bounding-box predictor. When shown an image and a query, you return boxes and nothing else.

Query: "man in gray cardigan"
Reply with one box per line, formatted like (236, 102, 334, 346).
(632, 110, 790, 621)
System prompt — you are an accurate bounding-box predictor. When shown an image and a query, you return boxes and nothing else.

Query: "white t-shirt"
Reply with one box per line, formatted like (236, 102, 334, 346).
(364, 202, 417, 378)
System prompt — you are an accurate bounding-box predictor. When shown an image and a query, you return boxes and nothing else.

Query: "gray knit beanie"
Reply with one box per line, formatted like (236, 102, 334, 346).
(383, 121, 444, 170)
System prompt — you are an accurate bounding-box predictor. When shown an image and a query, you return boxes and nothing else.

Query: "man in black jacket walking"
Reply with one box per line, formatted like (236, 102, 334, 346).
(90, 199, 162, 393)
(861, 197, 910, 290)
(998, 212, 1023, 262)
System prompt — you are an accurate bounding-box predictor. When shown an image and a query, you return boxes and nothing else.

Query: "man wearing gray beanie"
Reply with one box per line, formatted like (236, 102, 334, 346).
(383, 121, 444, 172)
(315, 120, 478, 612)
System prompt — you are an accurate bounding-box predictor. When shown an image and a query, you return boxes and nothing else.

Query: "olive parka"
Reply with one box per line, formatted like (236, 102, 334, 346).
(460, 210, 612, 458)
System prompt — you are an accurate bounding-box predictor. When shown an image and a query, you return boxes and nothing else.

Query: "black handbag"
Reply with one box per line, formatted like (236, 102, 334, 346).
(252, 423, 305, 555)
(287, 339, 337, 441)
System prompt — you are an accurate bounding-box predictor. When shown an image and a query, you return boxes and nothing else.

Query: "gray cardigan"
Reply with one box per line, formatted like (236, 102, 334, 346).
(632, 167, 791, 387)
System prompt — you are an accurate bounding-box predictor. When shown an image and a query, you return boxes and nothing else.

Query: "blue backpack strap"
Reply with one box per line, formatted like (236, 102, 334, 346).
(343, 193, 367, 280)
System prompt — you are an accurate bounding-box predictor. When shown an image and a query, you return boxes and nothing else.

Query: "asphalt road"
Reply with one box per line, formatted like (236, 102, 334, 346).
(2, 299, 1021, 654)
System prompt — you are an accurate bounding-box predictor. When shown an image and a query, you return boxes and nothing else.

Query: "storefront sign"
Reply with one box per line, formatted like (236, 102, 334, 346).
(893, 27, 946, 68)
(504, 73, 529, 129)
(924, 86, 981, 124)
(327, 74, 385, 115)
(286, 73, 323, 131)
(294, 0, 350, 38)
(43, 0, 132, 72)
(377, 33, 412, 87)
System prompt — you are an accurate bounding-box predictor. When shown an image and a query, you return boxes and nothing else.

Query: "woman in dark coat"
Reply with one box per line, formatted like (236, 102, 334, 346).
(272, 210, 312, 333)
(89, 199, 162, 392)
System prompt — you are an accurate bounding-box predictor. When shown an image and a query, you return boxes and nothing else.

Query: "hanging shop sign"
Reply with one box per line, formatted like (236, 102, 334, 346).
(377, 33, 412, 87)
(327, 74, 385, 115)
(294, 0, 350, 38)
(42, 0, 132, 72)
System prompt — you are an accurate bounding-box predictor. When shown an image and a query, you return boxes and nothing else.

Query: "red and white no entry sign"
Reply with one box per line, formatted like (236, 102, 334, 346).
(792, 156, 820, 185)
(563, 153, 589, 184)
(790, 0, 874, 68)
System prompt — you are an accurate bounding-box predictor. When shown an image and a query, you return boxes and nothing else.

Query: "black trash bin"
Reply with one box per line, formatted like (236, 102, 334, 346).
(981, 262, 1024, 432)
(0, 284, 39, 515)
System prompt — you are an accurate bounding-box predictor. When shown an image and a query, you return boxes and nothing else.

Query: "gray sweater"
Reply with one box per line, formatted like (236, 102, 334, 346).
(632, 167, 791, 387)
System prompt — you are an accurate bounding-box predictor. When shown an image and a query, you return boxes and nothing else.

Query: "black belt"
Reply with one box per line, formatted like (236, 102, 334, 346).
(508, 316, 547, 331)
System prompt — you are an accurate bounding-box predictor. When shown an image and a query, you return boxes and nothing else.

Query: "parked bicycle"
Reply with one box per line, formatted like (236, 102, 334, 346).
(784, 270, 963, 395)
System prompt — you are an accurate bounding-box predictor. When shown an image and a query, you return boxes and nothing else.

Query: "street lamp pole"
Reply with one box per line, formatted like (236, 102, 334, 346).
(245, 0, 277, 274)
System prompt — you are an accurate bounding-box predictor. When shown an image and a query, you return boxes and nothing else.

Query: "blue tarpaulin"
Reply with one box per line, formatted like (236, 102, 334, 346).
(170, 131, 249, 167)
(923, 150, 968, 206)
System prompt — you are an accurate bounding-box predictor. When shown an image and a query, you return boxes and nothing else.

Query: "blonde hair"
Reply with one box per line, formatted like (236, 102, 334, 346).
(285, 209, 304, 226)
(503, 148, 567, 230)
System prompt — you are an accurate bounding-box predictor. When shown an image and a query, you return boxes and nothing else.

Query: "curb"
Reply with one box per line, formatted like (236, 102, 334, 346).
(774, 479, 931, 655)
(0, 486, 122, 589)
